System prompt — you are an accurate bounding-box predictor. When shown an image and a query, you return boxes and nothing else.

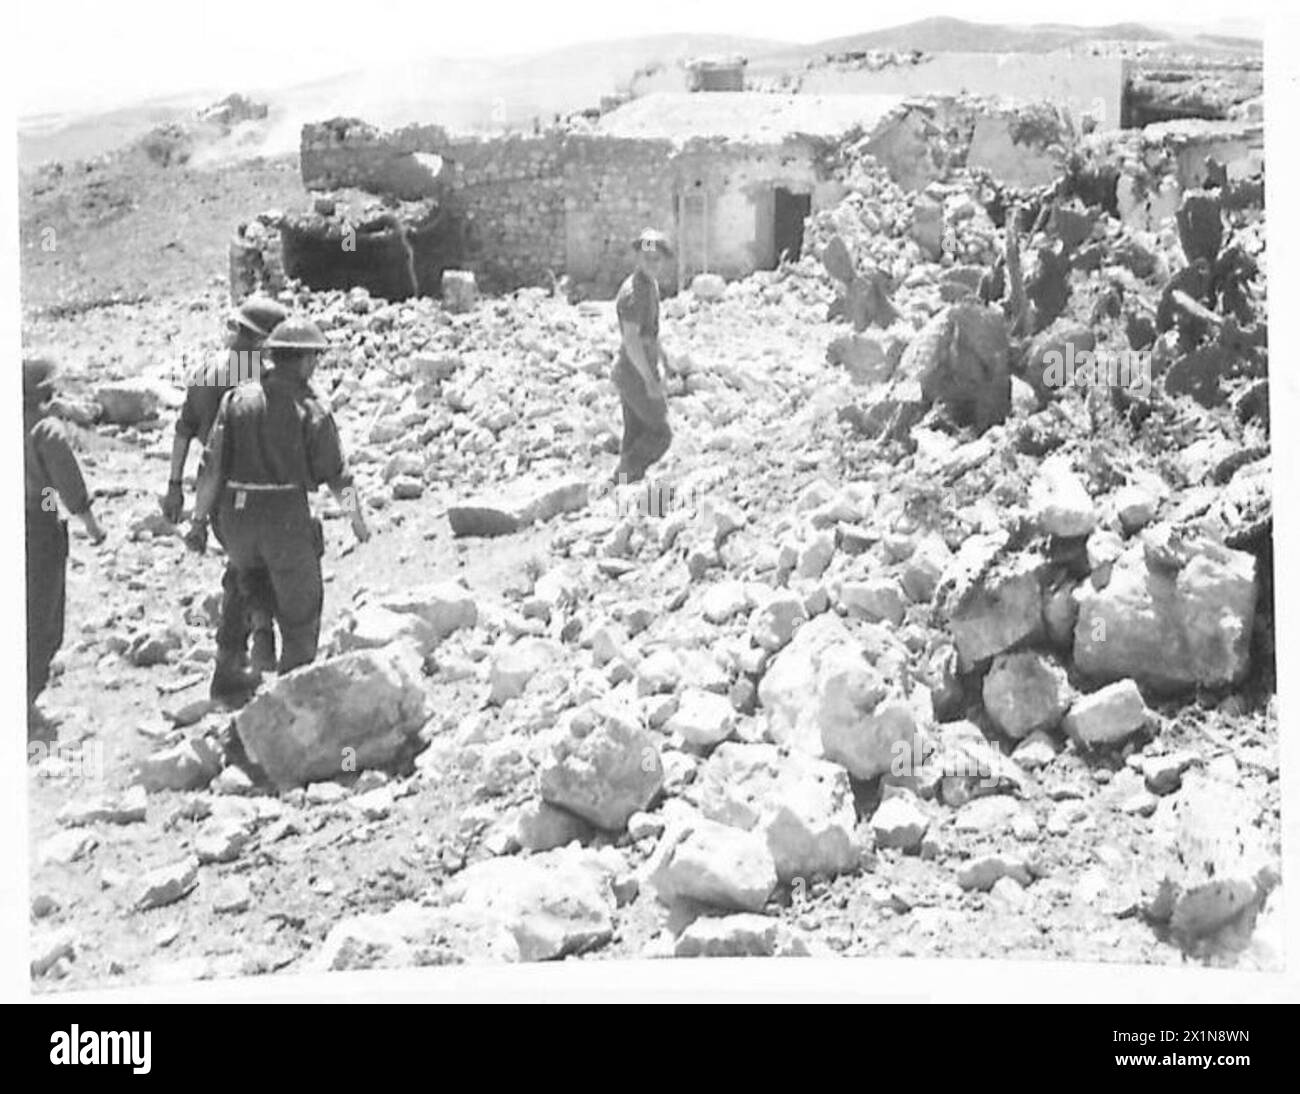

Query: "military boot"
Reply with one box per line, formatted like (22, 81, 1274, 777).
(209, 648, 260, 708)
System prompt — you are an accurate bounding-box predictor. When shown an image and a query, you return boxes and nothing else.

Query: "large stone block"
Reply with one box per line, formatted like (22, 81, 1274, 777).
(758, 614, 918, 780)
(539, 718, 664, 831)
(448, 478, 589, 538)
(1073, 540, 1256, 693)
(691, 742, 860, 882)
(982, 651, 1072, 739)
(95, 381, 161, 425)
(946, 559, 1044, 670)
(648, 814, 778, 912)
(234, 648, 428, 788)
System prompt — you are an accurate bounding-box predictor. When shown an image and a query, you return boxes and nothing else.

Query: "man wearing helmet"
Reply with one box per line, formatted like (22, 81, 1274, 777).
(163, 296, 287, 698)
(187, 317, 369, 685)
(24, 359, 105, 740)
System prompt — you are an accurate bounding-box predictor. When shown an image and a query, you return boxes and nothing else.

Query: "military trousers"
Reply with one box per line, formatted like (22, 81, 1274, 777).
(26, 506, 68, 707)
(217, 487, 324, 674)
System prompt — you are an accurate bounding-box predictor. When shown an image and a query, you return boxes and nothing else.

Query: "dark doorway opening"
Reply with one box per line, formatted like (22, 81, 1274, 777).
(773, 188, 812, 265)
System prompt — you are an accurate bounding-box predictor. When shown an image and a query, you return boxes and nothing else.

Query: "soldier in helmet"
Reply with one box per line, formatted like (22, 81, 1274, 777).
(163, 296, 288, 694)
(24, 359, 105, 739)
(186, 318, 369, 687)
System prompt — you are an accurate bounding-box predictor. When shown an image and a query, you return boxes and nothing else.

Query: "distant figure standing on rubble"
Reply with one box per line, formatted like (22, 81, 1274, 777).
(162, 296, 287, 703)
(186, 318, 369, 695)
(24, 359, 106, 741)
(612, 228, 674, 486)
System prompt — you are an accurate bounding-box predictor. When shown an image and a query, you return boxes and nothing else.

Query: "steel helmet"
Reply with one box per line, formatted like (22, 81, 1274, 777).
(23, 357, 58, 405)
(264, 318, 330, 352)
(230, 296, 289, 339)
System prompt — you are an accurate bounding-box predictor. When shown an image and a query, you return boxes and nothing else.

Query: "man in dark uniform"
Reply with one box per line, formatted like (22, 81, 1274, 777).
(24, 359, 105, 740)
(187, 318, 369, 683)
(613, 228, 674, 485)
(163, 296, 287, 693)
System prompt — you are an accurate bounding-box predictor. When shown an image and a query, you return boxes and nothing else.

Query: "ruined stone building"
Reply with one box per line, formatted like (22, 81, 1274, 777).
(292, 93, 904, 300)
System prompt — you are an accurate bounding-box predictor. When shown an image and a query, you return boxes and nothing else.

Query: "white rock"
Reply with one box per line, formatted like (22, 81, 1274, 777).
(1030, 457, 1096, 537)
(444, 847, 618, 961)
(1063, 680, 1151, 746)
(701, 580, 753, 624)
(38, 830, 98, 866)
(488, 638, 561, 705)
(692, 742, 860, 881)
(691, 273, 727, 301)
(871, 792, 930, 851)
(839, 578, 907, 625)
(376, 582, 477, 639)
(649, 815, 778, 912)
(981, 651, 1072, 739)
(666, 688, 737, 748)
(1073, 540, 1256, 693)
(797, 531, 836, 579)
(235, 647, 427, 789)
(135, 856, 200, 910)
(758, 613, 917, 779)
(540, 718, 664, 831)
(946, 559, 1043, 669)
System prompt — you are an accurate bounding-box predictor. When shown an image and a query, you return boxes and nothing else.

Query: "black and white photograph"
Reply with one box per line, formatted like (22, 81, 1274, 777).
(5, 0, 1295, 1016)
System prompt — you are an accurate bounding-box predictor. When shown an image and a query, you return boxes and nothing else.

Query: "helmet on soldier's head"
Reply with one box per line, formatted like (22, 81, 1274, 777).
(23, 358, 58, 406)
(263, 318, 329, 352)
(229, 296, 289, 339)
(631, 228, 673, 258)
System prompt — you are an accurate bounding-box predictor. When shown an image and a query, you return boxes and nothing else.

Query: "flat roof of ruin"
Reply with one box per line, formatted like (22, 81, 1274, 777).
(595, 91, 905, 143)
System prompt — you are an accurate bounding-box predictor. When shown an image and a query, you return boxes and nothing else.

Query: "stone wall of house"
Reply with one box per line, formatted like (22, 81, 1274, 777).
(563, 135, 678, 296)
(296, 122, 840, 298)
(443, 134, 568, 293)
(673, 139, 842, 280)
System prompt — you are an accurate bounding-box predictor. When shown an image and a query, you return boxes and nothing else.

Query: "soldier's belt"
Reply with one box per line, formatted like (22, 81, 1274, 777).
(225, 480, 305, 510)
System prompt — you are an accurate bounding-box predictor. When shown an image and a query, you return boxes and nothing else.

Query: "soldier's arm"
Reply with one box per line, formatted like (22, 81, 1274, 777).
(32, 421, 104, 543)
(191, 393, 233, 525)
(309, 411, 369, 542)
(617, 280, 663, 397)
(170, 391, 202, 481)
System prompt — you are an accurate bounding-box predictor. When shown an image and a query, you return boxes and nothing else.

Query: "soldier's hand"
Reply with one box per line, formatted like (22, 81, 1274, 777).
(160, 482, 185, 523)
(183, 520, 208, 555)
(81, 511, 106, 546)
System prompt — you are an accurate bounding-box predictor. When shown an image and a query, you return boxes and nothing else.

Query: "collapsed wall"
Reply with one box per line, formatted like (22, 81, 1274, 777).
(302, 121, 568, 294)
(794, 52, 1128, 131)
(864, 97, 1077, 192)
(1065, 118, 1264, 231)
(279, 197, 464, 301)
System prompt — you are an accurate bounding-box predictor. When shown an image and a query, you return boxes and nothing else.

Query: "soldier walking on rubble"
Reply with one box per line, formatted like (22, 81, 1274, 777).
(24, 359, 106, 741)
(163, 296, 288, 699)
(185, 318, 369, 691)
(612, 228, 674, 487)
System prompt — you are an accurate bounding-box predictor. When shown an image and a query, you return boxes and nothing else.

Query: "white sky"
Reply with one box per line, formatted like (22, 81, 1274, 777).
(12, 0, 1275, 118)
